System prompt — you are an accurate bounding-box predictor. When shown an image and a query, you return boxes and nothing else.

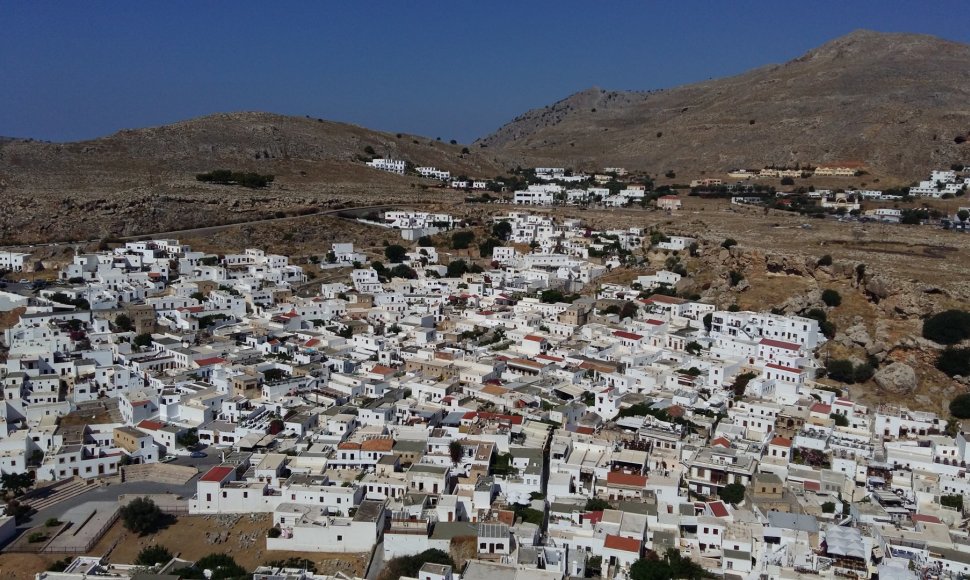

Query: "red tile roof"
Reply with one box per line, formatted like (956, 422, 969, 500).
(523, 335, 546, 342)
(759, 338, 801, 351)
(369, 364, 395, 375)
(195, 357, 226, 367)
(582, 511, 604, 525)
(802, 480, 821, 492)
(607, 471, 647, 488)
(613, 330, 643, 341)
(537, 354, 564, 362)
(912, 514, 942, 524)
(811, 403, 832, 414)
(708, 501, 730, 518)
(767, 362, 801, 374)
(200, 466, 235, 483)
(711, 437, 731, 448)
(136, 420, 164, 431)
(604, 534, 641, 553)
(770, 436, 792, 448)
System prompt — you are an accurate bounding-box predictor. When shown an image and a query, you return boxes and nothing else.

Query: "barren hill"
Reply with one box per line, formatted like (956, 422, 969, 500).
(476, 30, 970, 180)
(0, 112, 505, 242)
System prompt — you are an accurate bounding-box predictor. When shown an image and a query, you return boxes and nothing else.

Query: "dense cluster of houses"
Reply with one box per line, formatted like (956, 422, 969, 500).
(7, 210, 970, 580)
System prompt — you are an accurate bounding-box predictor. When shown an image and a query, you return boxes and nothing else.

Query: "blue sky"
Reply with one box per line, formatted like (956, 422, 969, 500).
(2, 1, 967, 143)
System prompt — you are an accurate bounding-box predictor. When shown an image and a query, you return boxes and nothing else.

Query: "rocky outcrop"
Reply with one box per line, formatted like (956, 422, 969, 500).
(874, 362, 918, 394)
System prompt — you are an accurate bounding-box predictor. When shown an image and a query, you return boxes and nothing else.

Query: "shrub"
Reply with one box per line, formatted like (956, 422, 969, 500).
(28, 532, 47, 543)
(821, 501, 836, 513)
(938, 348, 970, 378)
(417, 235, 433, 247)
(135, 545, 173, 566)
(817, 254, 833, 267)
(821, 289, 842, 307)
(830, 413, 849, 427)
(182, 553, 247, 580)
(585, 498, 614, 511)
(267, 527, 282, 538)
(729, 270, 744, 287)
(949, 392, 970, 419)
(923, 310, 970, 345)
(825, 359, 855, 383)
(941, 494, 964, 511)
(120, 497, 164, 535)
(45, 518, 62, 527)
(721, 238, 737, 249)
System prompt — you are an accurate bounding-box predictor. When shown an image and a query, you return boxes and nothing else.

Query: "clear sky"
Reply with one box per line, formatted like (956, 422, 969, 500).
(2, 1, 967, 143)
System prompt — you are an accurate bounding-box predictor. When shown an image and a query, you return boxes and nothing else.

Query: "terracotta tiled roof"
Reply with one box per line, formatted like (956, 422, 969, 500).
(604, 534, 641, 553)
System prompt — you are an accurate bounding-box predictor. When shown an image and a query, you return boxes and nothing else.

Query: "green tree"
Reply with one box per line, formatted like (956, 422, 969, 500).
(938, 348, 970, 378)
(383, 244, 407, 263)
(491, 220, 512, 241)
(703, 312, 713, 331)
(120, 497, 164, 535)
(1, 472, 33, 496)
(540, 289, 564, 304)
(451, 231, 475, 250)
(717, 482, 745, 505)
(176, 428, 199, 449)
(114, 314, 134, 332)
(923, 310, 970, 345)
(446, 260, 469, 278)
(630, 548, 713, 580)
(685, 341, 702, 355)
(821, 501, 836, 514)
(417, 235, 433, 247)
(449, 440, 463, 465)
(830, 413, 849, 427)
(825, 359, 856, 383)
(181, 553, 248, 580)
(133, 333, 153, 349)
(821, 289, 842, 307)
(135, 545, 173, 566)
(949, 393, 970, 419)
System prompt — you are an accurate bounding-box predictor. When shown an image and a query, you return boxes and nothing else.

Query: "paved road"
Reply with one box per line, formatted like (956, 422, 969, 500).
(116, 203, 431, 242)
(366, 541, 385, 580)
(22, 478, 200, 530)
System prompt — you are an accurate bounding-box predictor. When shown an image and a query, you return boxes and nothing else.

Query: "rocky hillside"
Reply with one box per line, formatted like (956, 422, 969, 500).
(477, 30, 970, 180)
(0, 112, 506, 242)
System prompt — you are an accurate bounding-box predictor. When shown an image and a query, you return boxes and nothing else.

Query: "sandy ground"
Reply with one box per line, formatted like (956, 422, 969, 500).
(0, 513, 368, 579)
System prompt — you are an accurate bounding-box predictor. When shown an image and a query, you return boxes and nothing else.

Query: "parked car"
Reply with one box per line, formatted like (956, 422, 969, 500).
(189, 451, 207, 459)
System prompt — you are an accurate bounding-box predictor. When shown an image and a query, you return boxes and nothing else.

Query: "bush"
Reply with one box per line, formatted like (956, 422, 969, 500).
(923, 310, 970, 345)
(830, 413, 849, 427)
(941, 494, 964, 511)
(45, 518, 62, 527)
(721, 238, 737, 249)
(135, 545, 173, 566)
(181, 553, 247, 580)
(817, 254, 833, 267)
(114, 314, 133, 332)
(28, 532, 47, 543)
(821, 289, 842, 307)
(379, 549, 454, 580)
(938, 348, 970, 378)
(949, 392, 970, 419)
(267, 527, 282, 538)
(585, 498, 614, 511)
(821, 501, 836, 513)
(825, 359, 856, 383)
(417, 235, 433, 247)
(120, 497, 164, 535)
(728, 270, 744, 287)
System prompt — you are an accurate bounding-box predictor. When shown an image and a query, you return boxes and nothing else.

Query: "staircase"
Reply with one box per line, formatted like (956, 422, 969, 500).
(22, 478, 93, 512)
